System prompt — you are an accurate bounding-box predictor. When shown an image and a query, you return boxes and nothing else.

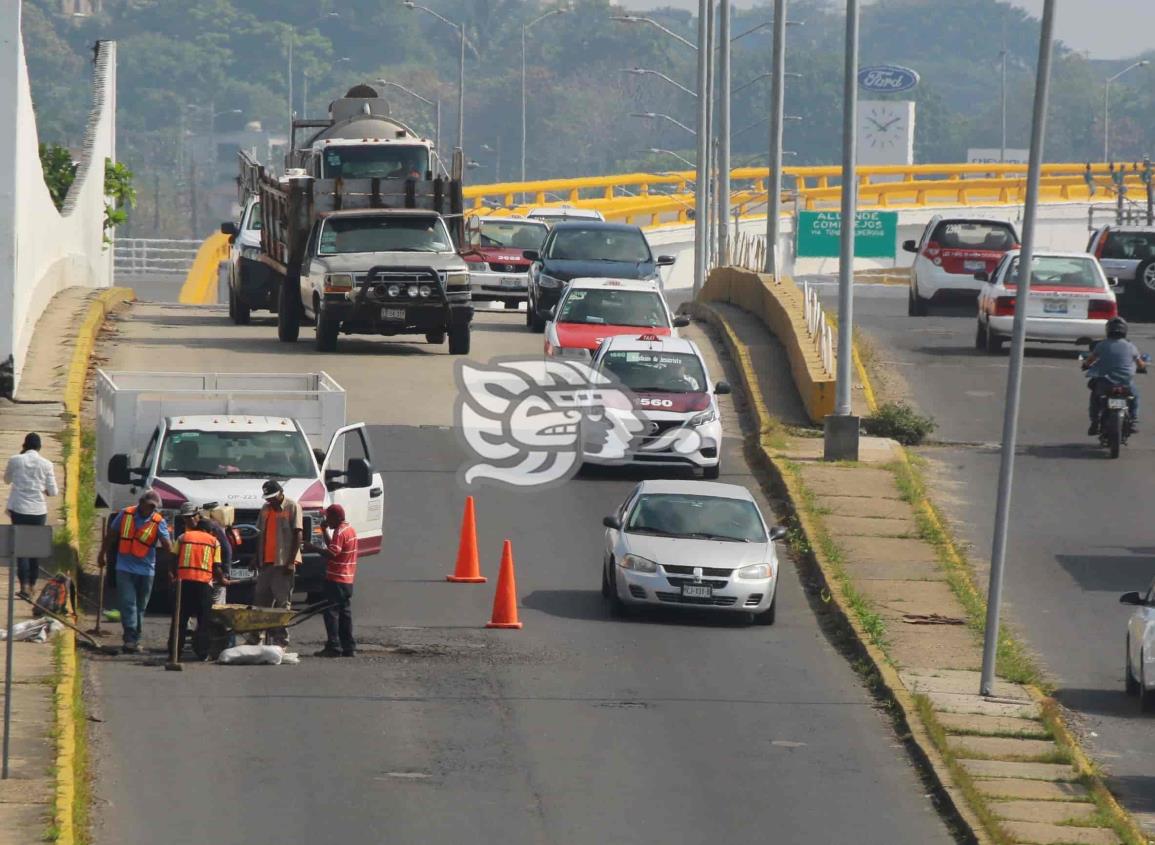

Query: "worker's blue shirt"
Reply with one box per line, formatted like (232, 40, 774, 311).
(1088, 338, 1141, 384)
(109, 510, 172, 576)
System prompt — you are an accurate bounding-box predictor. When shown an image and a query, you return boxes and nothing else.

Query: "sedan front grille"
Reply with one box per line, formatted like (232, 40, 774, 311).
(655, 592, 738, 607)
(488, 262, 526, 273)
(665, 576, 729, 590)
(663, 565, 733, 577)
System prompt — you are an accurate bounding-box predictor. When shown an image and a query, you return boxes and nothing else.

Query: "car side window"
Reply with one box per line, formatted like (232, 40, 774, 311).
(140, 428, 159, 474)
(618, 486, 641, 520)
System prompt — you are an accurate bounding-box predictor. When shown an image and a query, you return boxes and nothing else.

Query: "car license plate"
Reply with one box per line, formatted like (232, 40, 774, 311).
(964, 260, 986, 271)
(682, 584, 713, 599)
(230, 567, 255, 581)
(1043, 300, 1068, 314)
(381, 307, 406, 321)
(500, 276, 523, 288)
(1108, 398, 1129, 409)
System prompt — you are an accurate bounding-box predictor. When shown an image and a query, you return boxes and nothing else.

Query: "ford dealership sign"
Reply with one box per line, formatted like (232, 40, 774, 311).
(858, 65, 920, 94)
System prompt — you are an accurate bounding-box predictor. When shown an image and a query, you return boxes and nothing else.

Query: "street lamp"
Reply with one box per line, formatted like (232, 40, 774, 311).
(621, 68, 697, 98)
(523, 7, 568, 183)
(403, 1, 470, 152)
(377, 79, 441, 164)
(303, 58, 351, 119)
(630, 112, 697, 136)
(1104, 60, 1149, 162)
(641, 148, 696, 169)
(284, 12, 340, 137)
(611, 15, 696, 49)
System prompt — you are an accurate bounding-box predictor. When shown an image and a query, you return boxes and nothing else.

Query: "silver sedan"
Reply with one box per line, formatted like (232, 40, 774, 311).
(601, 479, 787, 624)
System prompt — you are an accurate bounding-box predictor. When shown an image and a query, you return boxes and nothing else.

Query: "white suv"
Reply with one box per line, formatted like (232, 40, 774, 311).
(903, 216, 1020, 316)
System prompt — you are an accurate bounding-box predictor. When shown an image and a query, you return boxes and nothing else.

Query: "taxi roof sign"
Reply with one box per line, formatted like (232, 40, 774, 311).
(637, 333, 660, 341)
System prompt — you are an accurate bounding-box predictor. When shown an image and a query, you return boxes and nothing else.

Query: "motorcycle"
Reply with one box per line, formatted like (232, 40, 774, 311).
(1081, 351, 1149, 459)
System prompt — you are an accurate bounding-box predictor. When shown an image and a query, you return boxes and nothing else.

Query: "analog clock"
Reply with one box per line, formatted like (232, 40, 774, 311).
(862, 104, 906, 149)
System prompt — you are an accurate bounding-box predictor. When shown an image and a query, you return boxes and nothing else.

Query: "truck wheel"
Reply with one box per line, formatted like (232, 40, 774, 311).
(503, 299, 519, 310)
(233, 290, 251, 326)
(315, 309, 340, 352)
(277, 277, 300, 342)
(448, 322, 471, 355)
(425, 331, 446, 344)
(227, 285, 236, 321)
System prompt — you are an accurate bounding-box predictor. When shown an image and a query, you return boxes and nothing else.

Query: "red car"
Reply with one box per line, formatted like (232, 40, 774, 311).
(462, 216, 549, 309)
(544, 277, 688, 361)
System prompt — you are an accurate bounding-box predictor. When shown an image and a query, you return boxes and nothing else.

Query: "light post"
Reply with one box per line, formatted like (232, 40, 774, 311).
(693, 0, 712, 295)
(999, 50, 1008, 163)
(523, 7, 568, 183)
(630, 112, 698, 137)
(1104, 60, 1149, 163)
(377, 79, 441, 163)
(611, 14, 697, 49)
(642, 148, 696, 169)
(765, 0, 789, 276)
(303, 57, 350, 119)
(621, 68, 697, 98)
(403, 1, 470, 153)
(284, 12, 340, 138)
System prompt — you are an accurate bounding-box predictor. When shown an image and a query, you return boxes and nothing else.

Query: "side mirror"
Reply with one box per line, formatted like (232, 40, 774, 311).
(220, 221, 238, 237)
(672, 315, 690, 328)
(108, 454, 133, 485)
(602, 515, 622, 530)
(1120, 591, 1145, 606)
(657, 254, 676, 266)
(715, 380, 732, 395)
(313, 448, 326, 466)
(523, 249, 540, 262)
(974, 271, 990, 282)
(345, 457, 372, 489)
(902, 239, 917, 254)
(769, 525, 788, 542)
(546, 306, 556, 320)
(1108, 276, 1120, 287)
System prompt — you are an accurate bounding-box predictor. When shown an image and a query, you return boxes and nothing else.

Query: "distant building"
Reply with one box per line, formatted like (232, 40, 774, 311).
(187, 121, 286, 222)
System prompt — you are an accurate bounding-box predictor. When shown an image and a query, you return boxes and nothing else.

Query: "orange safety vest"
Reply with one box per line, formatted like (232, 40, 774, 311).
(117, 506, 164, 558)
(176, 529, 217, 583)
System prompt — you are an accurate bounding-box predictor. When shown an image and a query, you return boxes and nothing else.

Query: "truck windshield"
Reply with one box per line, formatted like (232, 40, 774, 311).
(319, 144, 430, 179)
(158, 430, 315, 479)
(318, 216, 452, 254)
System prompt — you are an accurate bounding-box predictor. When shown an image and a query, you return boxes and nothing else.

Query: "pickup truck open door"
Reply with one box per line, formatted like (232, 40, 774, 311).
(321, 423, 384, 557)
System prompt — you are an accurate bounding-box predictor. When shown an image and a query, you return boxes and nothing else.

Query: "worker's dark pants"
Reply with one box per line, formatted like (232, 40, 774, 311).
(322, 581, 355, 655)
(1088, 377, 1139, 423)
(169, 580, 213, 660)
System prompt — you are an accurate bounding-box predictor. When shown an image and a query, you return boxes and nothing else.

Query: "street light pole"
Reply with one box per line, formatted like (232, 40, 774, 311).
(1104, 60, 1149, 163)
(376, 79, 440, 166)
(717, 0, 731, 265)
(693, 0, 710, 295)
(704, 0, 716, 269)
(522, 9, 567, 184)
(404, 2, 468, 152)
(765, 0, 788, 277)
(999, 50, 1008, 163)
(980, 0, 1058, 697)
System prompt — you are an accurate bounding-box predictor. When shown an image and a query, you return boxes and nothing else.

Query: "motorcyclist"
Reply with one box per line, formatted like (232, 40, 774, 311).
(1083, 316, 1146, 435)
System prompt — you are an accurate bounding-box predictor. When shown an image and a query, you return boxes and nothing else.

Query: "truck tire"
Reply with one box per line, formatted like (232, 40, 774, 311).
(448, 322, 471, 355)
(315, 308, 340, 352)
(425, 331, 446, 344)
(277, 276, 300, 342)
(233, 287, 251, 325)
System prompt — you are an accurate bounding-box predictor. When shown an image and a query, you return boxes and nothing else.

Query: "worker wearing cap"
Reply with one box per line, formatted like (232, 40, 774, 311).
(98, 490, 175, 654)
(251, 480, 303, 646)
(305, 503, 358, 658)
(168, 506, 223, 661)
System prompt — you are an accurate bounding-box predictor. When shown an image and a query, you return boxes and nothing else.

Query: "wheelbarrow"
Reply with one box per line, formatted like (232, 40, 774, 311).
(205, 601, 332, 660)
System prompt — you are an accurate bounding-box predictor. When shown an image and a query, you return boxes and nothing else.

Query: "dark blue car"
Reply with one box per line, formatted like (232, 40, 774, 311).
(523, 222, 676, 332)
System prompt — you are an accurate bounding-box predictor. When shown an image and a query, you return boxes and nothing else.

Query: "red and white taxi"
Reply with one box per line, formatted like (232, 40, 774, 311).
(462, 216, 549, 308)
(975, 250, 1118, 353)
(904, 216, 1020, 316)
(587, 334, 729, 478)
(544, 277, 688, 361)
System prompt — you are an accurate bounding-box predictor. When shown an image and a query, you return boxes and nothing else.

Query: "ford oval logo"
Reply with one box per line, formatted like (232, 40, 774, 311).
(858, 65, 920, 94)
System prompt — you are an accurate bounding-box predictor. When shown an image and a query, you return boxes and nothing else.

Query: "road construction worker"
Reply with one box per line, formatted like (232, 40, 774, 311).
(168, 504, 223, 661)
(98, 490, 174, 654)
(250, 480, 302, 646)
(305, 503, 358, 658)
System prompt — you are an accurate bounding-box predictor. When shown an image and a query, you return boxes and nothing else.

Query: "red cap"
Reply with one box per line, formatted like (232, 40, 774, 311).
(325, 504, 346, 522)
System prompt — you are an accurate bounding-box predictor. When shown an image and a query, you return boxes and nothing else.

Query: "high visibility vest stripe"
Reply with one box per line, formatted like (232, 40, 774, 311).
(117, 506, 164, 558)
(176, 530, 217, 583)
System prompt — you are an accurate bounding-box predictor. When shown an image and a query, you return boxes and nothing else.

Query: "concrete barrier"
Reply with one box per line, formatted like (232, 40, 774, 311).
(694, 267, 835, 424)
(178, 232, 230, 305)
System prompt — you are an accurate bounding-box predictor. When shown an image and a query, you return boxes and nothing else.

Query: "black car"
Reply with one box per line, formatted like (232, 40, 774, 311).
(524, 222, 675, 332)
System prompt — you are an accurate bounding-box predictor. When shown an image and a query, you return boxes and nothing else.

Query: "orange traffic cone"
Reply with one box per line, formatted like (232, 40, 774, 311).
(447, 497, 487, 583)
(486, 540, 522, 629)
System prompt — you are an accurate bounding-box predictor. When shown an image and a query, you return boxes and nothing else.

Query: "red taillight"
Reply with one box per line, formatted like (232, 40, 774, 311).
(923, 240, 942, 266)
(1094, 229, 1109, 259)
(993, 296, 1016, 316)
(1088, 299, 1118, 320)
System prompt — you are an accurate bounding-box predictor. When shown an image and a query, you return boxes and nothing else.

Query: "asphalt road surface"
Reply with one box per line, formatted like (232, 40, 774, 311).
(86, 302, 954, 845)
(114, 272, 184, 303)
(814, 279, 1155, 829)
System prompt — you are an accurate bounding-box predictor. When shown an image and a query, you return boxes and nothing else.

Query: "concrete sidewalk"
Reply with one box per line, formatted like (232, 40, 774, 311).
(0, 288, 131, 844)
(697, 300, 1137, 845)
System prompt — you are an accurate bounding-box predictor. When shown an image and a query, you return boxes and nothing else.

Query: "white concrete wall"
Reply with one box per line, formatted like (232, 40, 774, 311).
(0, 6, 116, 393)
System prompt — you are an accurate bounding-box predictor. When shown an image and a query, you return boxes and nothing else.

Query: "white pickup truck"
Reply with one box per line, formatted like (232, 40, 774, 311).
(94, 371, 384, 599)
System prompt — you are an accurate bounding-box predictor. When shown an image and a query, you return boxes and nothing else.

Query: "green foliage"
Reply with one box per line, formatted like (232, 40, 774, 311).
(39, 143, 77, 210)
(103, 159, 136, 239)
(863, 401, 937, 446)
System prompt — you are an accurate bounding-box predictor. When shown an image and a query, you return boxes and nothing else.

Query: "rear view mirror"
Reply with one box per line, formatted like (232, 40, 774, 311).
(603, 515, 622, 530)
(345, 457, 372, 489)
(220, 221, 238, 237)
(715, 380, 732, 395)
(1120, 591, 1145, 606)
(769, 525, 788, 542)
(974, 271, 990, 282)
(546, 306, 556, 320)
(1108, 276, 1120, 287)
(902, 240, 917, 254)
(523, 250, 540, 262)
(672, 315, 690, 328)
(108, 454, 133, 485)
(657, 255, 676, 266)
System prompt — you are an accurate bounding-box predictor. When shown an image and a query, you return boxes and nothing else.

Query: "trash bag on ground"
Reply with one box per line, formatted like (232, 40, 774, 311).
(216, 644, 298, 665)
(0, 618, 63, 642)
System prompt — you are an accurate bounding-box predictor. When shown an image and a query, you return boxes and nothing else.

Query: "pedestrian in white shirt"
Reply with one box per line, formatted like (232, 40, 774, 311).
(5, 433, 59, 599)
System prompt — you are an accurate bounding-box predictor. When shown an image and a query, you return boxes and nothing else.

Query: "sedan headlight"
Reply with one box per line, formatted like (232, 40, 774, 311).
(620, 554, 659, 573)
(689, 407, 717, 427)
(737, 562, 774, 580)
(444, 271, 470, 287)
(324, 273, 354, 292)
(538, 273, 564, 289)
(240, 246, 262, 260)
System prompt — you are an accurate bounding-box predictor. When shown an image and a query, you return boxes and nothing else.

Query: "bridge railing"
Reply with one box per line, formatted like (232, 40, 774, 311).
(114, 238, 202, 275)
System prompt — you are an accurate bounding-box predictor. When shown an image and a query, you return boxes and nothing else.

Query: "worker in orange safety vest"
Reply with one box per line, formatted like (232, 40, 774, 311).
(167, 503, 224, 661)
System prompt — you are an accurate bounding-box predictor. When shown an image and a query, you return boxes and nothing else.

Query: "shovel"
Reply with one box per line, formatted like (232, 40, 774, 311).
(14, 594, 120, 656)
(165, 578, 183, 672)
(85, 517, 111, 638)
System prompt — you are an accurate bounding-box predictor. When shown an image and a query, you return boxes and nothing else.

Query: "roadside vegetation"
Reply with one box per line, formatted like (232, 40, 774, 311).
(863, 401, 937, 446)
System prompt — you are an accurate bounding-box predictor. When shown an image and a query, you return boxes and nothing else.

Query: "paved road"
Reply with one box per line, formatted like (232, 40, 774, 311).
(814, 280, 1155, 828)
(114, 272, 185, 303)
(86, 303, 954, 845)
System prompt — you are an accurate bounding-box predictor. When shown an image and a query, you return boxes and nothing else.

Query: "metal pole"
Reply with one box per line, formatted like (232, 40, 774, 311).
(3, 535, 14, 779)
(834, 0, 859, 417)
(303, 73, 309, 120)
(521, 25, 528, 183)
(1000, 51, 1008, 163)
(458, 25, 466, 153)
(286, 30, 294, 141)
(435, 99, 442, 170)
(717, 0, 731, 265)
(1103, 80, 1111, 163)
(979, 0, 1057, 697)
(704, 0, 716, 270)
(693, 0, 710, 295)
(764, 0, 787, 275)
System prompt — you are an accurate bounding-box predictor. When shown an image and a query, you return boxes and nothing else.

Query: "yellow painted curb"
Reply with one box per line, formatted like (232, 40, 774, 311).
(55, 286, 135, 845)
(178, 232, 230, 305)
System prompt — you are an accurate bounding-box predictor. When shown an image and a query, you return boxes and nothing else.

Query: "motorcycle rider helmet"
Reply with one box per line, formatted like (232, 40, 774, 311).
(1106, 317, 1128, 339)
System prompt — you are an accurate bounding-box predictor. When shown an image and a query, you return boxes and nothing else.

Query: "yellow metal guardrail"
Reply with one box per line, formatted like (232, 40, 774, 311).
(178, 231, 231, 305)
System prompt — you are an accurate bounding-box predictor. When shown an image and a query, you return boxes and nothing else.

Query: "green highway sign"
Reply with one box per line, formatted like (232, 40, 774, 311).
(796, 210, 898, 259)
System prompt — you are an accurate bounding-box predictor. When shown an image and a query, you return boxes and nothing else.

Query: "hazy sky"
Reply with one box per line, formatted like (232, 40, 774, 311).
(619, 1, 1155, 59)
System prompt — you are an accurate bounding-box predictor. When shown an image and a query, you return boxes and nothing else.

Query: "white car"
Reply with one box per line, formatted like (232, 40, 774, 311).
(544, 277, 686, 362)
(588, 334, 728, 478)
(527, 206, 606, 227)
(221, 196, 274, 325)
(601, 480, 787, 623)
(975, 250, 1118, 353)
(1122, 580, 1155, 712)
(903, 215, 1020, 316)
(462, 216, 549, 307)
